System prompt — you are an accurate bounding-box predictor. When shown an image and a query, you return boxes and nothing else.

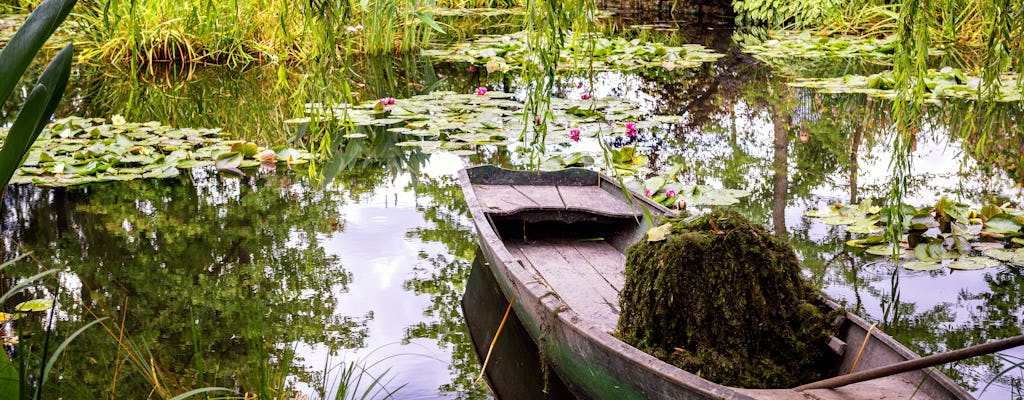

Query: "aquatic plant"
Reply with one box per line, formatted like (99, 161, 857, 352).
(807, 197, 1024, 271)
(3, 117, 314, 187)
(0, 0, 74, 196)
(788, 68, 1022, 102)
(72, 0, 507, 66)
(299, 89, 643, 154)
(732, 0, 838, 27)
(421, 31, 723, 73)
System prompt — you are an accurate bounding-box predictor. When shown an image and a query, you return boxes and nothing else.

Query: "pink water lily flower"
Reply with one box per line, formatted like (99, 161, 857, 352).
(570, 129, 581, 142)
(666, 189, 677, 198)
(644, 188, 651, 197)
(625, 121, 638, 137)
(475, 86, 488, 96)
(378, 97, 397, 106)
(581, 93, 591, 100)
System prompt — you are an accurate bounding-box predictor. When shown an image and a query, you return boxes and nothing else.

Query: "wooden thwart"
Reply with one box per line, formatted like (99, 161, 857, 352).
(473, 184, 641, 218)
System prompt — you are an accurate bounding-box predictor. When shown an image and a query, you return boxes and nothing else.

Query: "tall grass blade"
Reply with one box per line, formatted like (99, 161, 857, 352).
(0, 84, 50, 190)
(30, 42, 73, 135)
(0, 254, 30, 272)
(980, 354, 1024, 396)
(168, 387, 235, 400)
(0, 269, 57, 305)
(35, 318, 107, 399)
(0, 0, 77, 101)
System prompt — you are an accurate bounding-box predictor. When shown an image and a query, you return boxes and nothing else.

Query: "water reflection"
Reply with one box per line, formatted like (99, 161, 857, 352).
(2, 169, 368, 397)
(462, 252, 576, 400)
(2, 9, 1023, 400)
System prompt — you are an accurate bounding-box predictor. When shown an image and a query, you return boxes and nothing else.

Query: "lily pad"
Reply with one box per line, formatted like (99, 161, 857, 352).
(984, 214, 1022, 235)
(3, 117, 314, 187)
(983, 248, 1024, 266)
(948, 257, 1001, 270)
(901, 261, 943, 271)
(15, 299, 54, 312)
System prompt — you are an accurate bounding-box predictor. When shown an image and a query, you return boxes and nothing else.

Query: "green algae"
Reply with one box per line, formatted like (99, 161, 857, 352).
(618, 209, 838, 388)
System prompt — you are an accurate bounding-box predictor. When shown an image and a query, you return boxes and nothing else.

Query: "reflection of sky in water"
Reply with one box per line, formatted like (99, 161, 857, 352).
(292, 154, 470, 399)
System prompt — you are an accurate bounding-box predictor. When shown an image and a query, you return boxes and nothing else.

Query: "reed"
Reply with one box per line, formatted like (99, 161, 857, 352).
(71, 0, 525, 66)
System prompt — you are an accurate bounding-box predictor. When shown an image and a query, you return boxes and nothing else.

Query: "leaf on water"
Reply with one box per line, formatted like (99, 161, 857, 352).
(15, 298, 54, 312)
(902, 260, 943, 271)
(983, 248, 1024, 266)
(948, 257, 1000, 271)
(215, 151, 243, 170)
(847, 222, 883, 234)
(647, 223, 673, 242)
(984, 214, 1022, 235)
(845, 235, 885, 248)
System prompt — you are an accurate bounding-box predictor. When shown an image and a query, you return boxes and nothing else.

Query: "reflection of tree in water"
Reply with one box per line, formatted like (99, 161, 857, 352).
(399, 151, 512, 399)
(1, 169, 369, 398)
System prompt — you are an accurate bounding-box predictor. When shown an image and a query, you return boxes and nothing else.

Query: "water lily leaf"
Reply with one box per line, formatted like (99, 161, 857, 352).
(15, 298, 54, 312)
(644, 176, 666, 193)
(902, 261, 943, 271)
(935, 197, 970, 225)
(847, 221, 882, 233)
(980, 204, 1003, 219)
(846, 235, 885, 248)
(909, 213, 938, 230)
(983, 248, 1024, 266)
(948, 257, 1000, 270)
(822, 215, 858, 225)
(230, 142, 259, 158)
(984, 214, 1022, 235)
(647, 223, 672, 242)
(865, 244, 909, 257)
(215, 151, 243, 170)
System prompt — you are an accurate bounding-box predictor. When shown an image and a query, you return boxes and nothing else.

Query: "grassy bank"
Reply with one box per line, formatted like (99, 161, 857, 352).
(70, 0, 525, 67)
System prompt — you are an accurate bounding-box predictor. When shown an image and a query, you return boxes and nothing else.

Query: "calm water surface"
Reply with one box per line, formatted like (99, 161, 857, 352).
(2, 10, 1023, 400)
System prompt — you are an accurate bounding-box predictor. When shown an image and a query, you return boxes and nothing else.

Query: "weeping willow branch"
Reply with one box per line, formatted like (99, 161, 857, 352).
(520, 0, 597, 167)
(887, 0, 930, 262)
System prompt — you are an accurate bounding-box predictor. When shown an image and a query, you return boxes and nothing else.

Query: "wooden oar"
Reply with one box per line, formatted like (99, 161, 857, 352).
(795, 334, 1024, 392)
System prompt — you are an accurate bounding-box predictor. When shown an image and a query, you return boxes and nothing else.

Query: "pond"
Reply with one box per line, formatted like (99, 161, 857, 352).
(2, 7, 1023, 400)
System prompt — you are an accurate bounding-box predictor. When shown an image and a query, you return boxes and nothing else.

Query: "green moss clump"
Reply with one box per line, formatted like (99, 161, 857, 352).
(617, 209, 838, 388)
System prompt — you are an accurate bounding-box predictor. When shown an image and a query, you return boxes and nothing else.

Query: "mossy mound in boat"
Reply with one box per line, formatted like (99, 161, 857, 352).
(617, 209, 838, 388)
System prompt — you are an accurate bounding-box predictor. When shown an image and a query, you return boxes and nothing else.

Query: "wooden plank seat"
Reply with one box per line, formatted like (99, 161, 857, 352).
(472, 184, 643, 218)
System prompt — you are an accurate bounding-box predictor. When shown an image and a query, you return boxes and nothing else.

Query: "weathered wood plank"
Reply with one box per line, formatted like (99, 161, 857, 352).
(557, 185, 639, 217)
(569, 239, 627, 293)
(473, 184, 538, 214)
(512, 185, 564, 209)
(509, 240, 620, 333)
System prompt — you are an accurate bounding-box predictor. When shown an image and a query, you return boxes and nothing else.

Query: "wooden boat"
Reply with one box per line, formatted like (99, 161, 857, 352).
(458, 165, 974, 400)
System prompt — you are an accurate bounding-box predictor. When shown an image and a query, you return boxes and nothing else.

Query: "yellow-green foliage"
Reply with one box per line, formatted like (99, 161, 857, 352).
(72, 0, 526, 66)
(618, 209, 838, 388)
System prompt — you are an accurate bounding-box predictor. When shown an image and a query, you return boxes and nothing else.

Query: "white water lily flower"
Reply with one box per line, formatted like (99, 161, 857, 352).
(111, 114, 126, 125)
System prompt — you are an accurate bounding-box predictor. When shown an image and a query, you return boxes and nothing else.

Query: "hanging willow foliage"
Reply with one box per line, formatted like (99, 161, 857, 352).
(520, 0, 597, 165)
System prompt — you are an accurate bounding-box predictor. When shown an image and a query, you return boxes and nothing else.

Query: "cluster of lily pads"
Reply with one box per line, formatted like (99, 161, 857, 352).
(807, 197, 1024, 271)
(788, 67, 1023, 102)
(298, 89, 653, 154)
(743, 31, 898, 60)
(627, 164, 751, 208)
(5, 117, 313, 187)
(421, 32, 723, 73)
